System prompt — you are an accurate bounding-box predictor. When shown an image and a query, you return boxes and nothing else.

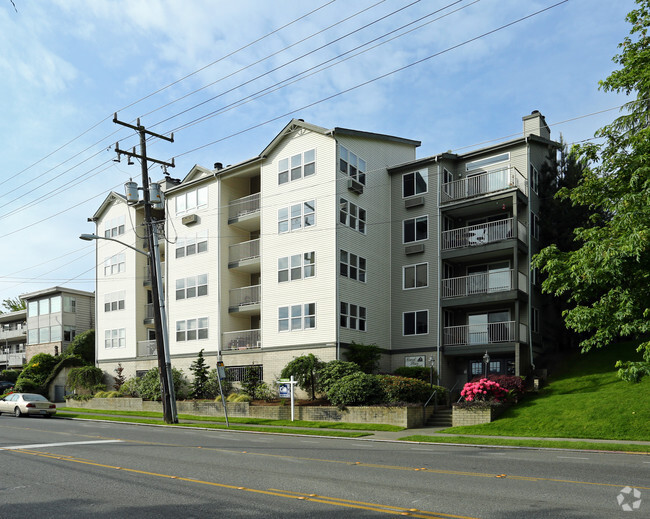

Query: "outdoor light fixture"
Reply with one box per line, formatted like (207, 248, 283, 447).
(483, 351, 490, 378)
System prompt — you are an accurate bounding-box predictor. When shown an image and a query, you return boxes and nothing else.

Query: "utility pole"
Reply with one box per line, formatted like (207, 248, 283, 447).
(113, 113, 178, 424)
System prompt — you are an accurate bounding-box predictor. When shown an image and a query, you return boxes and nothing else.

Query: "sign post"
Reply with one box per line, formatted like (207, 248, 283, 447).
(216, 360, 229, 427)
(278, 376, 297, 421)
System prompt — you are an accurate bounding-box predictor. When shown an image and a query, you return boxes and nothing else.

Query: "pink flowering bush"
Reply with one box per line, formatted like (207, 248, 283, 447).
(460, 378, 507, 402)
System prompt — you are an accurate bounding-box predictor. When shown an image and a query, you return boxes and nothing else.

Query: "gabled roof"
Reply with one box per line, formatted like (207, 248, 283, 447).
(90, 191, 128, 221)
(180, 164, 215, 185)
(259, 119, 331, 158)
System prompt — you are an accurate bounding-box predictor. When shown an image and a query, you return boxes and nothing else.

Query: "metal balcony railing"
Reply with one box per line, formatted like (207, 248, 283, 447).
(442, 218, 518, 251)
(442, 269, 515, 298)
(222, 329, 261, 351)
(441, 166, 526, 203)
(144, 303, 155, 320)
(443, 321, 518, 346)
(137, 340, 157, 357)
(143, 262, 165, 285)
(229, 285, 261, 308)
(229, 239, 260, 264)
(228, 193, 260, 221)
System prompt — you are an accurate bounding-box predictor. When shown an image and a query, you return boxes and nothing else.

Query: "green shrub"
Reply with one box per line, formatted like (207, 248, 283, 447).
(1, 369, 20, 383)
(118, 377, 140, 397)
(343, 342, 381, 373)
(252, 382, 276, 401)
(326, 372, 384, 408)
(233, 393, 252, 403)
(280, 354, 323, 400)
(65, 330, 95, 363)
(318, 360, 361, 394)
(226, 392, 240, 402)
(378, 375, 445, 404)
(189, 349, 210, 399)
(105, 391, 120, 398)
(67, 366, 105, 393)
(241, 366, 263, 397)
(393, 366, 433, 382)
(117, 368, 189, 400)
(205, 368, 232, 399)
(14, 377, 39, 393)
(17, 353, 58, 387)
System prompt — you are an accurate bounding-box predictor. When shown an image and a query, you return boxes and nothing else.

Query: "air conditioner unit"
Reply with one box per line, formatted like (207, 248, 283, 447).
(404, 196, 424, 209)
(347, 178, 364, 195)
(405, 243, 425, 255)
(182, 214, 199, 225)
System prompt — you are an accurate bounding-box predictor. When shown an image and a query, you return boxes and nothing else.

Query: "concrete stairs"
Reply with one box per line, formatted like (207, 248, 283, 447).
(426, 406, 453, 427)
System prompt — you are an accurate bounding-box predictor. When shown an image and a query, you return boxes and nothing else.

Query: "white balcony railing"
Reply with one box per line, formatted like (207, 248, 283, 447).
(442, 269, 515, 298)
(222, 329, 261, 351)
(143, 262, 165, 285)
(144, 303, 155, 320)
(441, 166, 527, 203)
(0, 352, 26, 366)
(228, 193, 260, 221)
(443, 321, 517, 346)
(137, 340, 157, 357)
(229, 239, 260, 264)
(442, 218, 516, 251)
(0, 327, 26, 340)
(229, 285, 261, 308)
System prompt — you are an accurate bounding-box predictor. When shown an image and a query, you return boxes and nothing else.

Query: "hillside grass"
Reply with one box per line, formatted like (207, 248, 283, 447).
(440, 342, 650, 441)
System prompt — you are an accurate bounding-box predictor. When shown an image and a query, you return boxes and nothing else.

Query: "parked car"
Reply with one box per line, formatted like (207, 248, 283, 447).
(0, 393, 56, 417)
(0, 381, 15, 392)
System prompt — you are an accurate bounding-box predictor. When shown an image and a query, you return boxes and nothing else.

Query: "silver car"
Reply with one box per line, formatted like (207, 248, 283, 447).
(0, 393, 56, 417)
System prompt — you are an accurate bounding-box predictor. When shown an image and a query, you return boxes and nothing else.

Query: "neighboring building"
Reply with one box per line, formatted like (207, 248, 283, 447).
(22, 287, 95, 362)
(91, 113, 559, 390)
(0, 309, 27, 370)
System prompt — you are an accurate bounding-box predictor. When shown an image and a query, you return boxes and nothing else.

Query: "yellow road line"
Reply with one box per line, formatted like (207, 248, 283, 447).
(11, 449, 476, 519)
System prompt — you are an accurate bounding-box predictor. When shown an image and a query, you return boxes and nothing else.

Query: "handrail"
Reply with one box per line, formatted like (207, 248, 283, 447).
(423, 389, 438, 410)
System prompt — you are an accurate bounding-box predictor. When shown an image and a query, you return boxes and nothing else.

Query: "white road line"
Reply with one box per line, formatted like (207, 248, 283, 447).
(557, 456, 590, 460)
(1, 440, 123, 450)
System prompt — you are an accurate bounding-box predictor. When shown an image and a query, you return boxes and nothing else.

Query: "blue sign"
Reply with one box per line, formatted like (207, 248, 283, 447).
(278, 383, 290, 398)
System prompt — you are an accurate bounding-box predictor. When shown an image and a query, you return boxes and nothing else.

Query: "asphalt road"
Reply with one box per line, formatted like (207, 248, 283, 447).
(0, 415, 647, 518)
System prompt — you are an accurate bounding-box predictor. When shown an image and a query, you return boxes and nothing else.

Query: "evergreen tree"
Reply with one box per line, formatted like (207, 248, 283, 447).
(189, 349, 209, 399)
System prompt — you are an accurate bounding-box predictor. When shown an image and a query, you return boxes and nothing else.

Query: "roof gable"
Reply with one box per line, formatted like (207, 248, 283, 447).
(91, 191, 128, 221)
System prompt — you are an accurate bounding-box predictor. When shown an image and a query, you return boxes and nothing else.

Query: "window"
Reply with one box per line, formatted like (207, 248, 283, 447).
(532, 307, 540, 333)
(339, 198, 366, 234)
(403, 263, 428, 289)
(278, 200, 315, 233)
(28, 329, 38, 344)
(466, 152, 510, 172)
(403, 310, 428, 335)
(278, 252, 315, 282)
(403, 170, 428, 197)
(339, 145, 366, 185)
(49, 296, 61, 313)
(278, 149, 316, 184)
(530, 165, 539, 194)
(50, 326, 62, 342)
(104, 291, 126, 312)
(176, 274, 208, 300)
(27, 301, 38, 317)
(176, 230, 208, 258)
(531, 267, 540, 286)
(64, 326, 76, 342)
(104, 328, 126, 349)
(39, 299, 50, 315)
(339, 250, 366, 282)
(403, 216, 428, 243)
(176, 318, 209, 341)
(278, 303, 316, 332)
(175, 186, 208, 215)
(64, 296, 76, 313)
(531, 212, 540, 240)
(104, 215, 126, 237)
(340, 302, 366, 331)
(104, 253, 126, 276)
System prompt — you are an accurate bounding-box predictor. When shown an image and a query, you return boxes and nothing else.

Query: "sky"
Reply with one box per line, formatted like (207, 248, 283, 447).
(0, 0, 639, 306)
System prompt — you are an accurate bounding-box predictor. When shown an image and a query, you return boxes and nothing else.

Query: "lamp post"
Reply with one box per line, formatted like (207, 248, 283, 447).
(80, 233, 178, 423)
(482, 351, 490, 379)
(429, 355, 434, 389)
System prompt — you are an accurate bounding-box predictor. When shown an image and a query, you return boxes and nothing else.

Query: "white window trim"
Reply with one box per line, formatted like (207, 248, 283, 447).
(278, 149, 316, 185)
(403, 215, 428, 244)
(104, 291, 126, 312)
(403, 310, 429, 336)
(338, 144, 366, 185)
(465, 152, 510, 172)
(278, 200, 316, 234)
(402, 169, 428, 198)
(176, 317, 209, 342)
(402, 262, 429, 290)
(278, 303, 316, 332)
(175, 186, 208, 216)
(175, 274, 208, 300)
(530, 165, 539, 194)
(278, 252, 315, 283)
(339, 198, 367, 234)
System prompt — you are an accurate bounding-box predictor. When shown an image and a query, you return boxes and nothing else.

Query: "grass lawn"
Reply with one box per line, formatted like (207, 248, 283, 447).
(439, 342, 650, 441)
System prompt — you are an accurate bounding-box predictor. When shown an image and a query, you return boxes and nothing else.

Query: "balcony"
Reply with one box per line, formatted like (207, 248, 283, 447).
(443, 321, 528, 346)
(441, 167, 526, 204)
(0, 352, 26, 367)
(442, 269, 528, 299)
(229, 285, 261, 313)
(137, 340, 157, 357)
(222, 329, 261, 351)
(228, 239, 260, 271)
(143, 262, 166, 286)
(0, 326, 26, 341)
(442, 218, 527, 252)
(228, 193, 260, 231)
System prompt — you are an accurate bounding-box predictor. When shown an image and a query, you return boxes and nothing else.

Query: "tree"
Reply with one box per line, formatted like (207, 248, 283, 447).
(533, 0, 650, 380)
(343, 342, 381, 374)
(1, 297, 25, 313)
(65, 330, 95, 363)
(189, 349, 209, 399)
(113, 363, 126, 391)
(280, 354, 324, 400)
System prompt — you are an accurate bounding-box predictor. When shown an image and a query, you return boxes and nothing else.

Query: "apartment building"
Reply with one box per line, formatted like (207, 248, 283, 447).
(91, 112, 558, 389)
(21, 287, 95, 362)
(0, 309, 27, 370)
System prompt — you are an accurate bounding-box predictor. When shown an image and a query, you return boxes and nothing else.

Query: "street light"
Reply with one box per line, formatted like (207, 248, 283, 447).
(482, 351, 490, 379)
(80, 233, 178, 423)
